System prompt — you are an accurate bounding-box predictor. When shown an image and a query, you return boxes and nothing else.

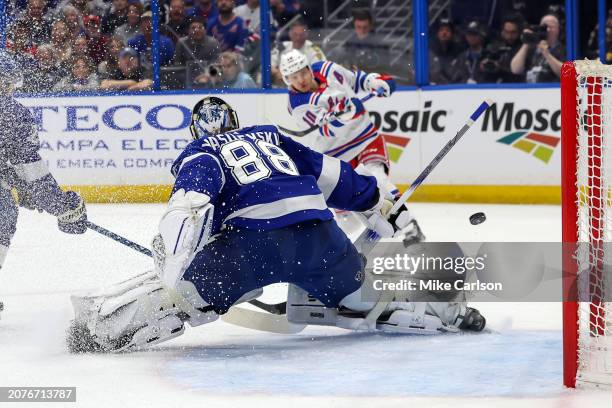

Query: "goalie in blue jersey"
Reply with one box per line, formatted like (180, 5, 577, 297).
(69, 97, 485, 352)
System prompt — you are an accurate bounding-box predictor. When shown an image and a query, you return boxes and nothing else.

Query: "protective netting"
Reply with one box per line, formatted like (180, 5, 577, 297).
(574, 59, 612, 388)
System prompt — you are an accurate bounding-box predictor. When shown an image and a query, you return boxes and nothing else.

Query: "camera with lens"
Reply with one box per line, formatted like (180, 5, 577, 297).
(521, 24, 548, 45)
(207, 64, 223, 77)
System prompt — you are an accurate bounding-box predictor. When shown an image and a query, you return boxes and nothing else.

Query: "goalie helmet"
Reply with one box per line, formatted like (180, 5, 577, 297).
(279, 49, 310, 85)
(189, 96, 240, 140)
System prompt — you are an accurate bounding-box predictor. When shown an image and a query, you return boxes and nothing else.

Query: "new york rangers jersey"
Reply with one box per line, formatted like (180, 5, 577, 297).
(171, 125, 380, 235)
(288, 61, 380, 162)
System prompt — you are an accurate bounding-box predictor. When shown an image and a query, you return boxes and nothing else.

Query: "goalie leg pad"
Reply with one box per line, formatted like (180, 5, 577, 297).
(69, 272, 217, 353)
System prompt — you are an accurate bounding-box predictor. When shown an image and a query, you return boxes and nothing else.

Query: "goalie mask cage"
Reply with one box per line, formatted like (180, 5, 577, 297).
(562, 59, 612, 389)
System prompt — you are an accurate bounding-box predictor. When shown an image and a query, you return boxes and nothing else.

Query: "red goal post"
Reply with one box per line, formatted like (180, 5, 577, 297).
(562, 59, 612, 389)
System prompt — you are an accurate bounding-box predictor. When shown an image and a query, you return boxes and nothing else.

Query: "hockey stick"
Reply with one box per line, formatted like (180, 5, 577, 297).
(277, 88, 382, 137)
(353, 98, 494, 254)
(86, 221, 153, 257)
(85, 221, 287, 314)
(354, 98, 494, 329)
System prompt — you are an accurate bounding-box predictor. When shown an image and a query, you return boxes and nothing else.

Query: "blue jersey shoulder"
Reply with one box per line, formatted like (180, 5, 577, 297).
(0, 96, 32, 124)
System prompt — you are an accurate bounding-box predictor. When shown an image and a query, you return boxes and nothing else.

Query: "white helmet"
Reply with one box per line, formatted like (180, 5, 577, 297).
(279, 49, 309, 85)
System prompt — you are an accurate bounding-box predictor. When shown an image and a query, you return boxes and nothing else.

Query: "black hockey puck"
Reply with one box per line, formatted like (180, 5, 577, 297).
(470, 212, 486, 225)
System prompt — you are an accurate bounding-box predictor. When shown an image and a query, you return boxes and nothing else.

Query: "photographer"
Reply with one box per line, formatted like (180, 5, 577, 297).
(479, 15, 524, 83)
(510, 13, 565, 83)
(194, 51, 256, 89)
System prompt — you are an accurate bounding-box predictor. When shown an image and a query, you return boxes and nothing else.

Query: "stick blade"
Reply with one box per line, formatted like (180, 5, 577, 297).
(221, 307, 306, 334)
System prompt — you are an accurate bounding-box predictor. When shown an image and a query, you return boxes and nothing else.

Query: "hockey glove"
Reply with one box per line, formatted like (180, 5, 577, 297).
(364, 191, 412, 238)
(332, 97, 366, 121)
(57, 191, 87, 234)
(364, 73, 396, 97)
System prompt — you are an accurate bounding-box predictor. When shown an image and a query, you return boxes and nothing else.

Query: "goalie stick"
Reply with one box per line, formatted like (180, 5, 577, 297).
(276, 88, 382, 137)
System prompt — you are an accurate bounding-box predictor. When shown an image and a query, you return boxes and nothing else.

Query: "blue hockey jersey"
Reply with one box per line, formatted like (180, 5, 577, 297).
(171, 125, 379, 234)
(0, 96, 74, 216)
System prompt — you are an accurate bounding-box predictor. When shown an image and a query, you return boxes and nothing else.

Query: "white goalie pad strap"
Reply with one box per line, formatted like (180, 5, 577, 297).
(375, 310, 454, 335)
(158, 189, 214, 289)
(12, 160, 50, 182)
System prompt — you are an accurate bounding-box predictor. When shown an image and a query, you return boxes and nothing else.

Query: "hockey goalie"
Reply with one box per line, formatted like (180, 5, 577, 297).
(68, 97, 485, 353)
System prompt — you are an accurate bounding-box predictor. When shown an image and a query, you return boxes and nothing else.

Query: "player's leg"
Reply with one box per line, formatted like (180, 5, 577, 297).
(336, 271, 486, 333)
(181, 220, 363, 315)
(0, 181, 19, 320)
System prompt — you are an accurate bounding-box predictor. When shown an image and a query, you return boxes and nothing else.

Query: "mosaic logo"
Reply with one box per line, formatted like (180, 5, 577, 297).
(382, 134, 411, 163)
(497, 131, 560, 163)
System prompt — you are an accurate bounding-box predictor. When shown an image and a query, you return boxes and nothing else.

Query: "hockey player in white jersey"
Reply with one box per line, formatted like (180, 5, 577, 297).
(277, 50, 426, 240)
(68, 97, 485, 353)
(279, 49, 399, 197)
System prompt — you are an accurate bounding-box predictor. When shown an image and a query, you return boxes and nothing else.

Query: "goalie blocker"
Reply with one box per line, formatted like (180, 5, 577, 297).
(67, 97, 485, 352)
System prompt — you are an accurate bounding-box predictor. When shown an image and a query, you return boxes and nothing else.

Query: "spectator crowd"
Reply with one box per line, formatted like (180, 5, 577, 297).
(2, 0, 598, 92)
(5, 0, 309, 92)
(429, 4, 568, 84)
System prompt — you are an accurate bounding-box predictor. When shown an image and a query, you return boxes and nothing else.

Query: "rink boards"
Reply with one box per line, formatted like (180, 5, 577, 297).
(16, 86, 561, 203)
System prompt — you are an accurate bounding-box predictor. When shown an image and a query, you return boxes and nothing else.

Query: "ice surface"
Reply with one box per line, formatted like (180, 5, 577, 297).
(1, 203, 611, 407)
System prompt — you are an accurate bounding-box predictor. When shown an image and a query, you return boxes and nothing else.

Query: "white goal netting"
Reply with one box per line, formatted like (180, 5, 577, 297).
(574, 59, 612, 388)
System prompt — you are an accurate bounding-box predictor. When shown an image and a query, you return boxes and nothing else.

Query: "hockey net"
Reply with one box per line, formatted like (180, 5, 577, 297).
(562, 59, 612, 389)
